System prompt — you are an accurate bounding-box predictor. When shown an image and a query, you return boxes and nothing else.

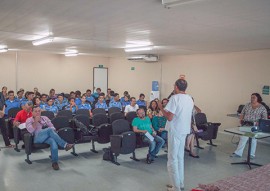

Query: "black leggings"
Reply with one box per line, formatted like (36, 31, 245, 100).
(0, 118, 11, 146)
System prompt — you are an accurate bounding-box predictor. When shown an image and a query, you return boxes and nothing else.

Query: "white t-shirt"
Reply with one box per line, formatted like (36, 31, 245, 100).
(165, 93, 194, 136)
(124, 104, 139, 113)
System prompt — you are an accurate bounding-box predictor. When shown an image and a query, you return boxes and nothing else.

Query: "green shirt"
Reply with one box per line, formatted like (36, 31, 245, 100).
(132, 117, 153, 134)
(152, 116, 167, 131)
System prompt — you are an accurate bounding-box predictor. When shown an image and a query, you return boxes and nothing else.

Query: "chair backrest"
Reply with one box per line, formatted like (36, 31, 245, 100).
(51, 116, 70, 130)
(195, 113, 207, 126)
(8, 107, 21, 118)
(92, 108, 106, 115)
(110, 112, 125, 124)
(76, 109, 90, 117)
(56, 110, 73, 120)
(74, 114, 90, 127)
(108, 107, 121, 116)
(237, 104, 245, 114)
(112, 119, 130, 135)
(92, 113, 108, 126)
(126, 111, 137, 124)
(41, 111, 55, 120)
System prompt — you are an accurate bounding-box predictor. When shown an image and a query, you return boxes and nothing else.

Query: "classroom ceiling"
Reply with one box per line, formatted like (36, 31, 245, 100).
(0, 0, 270, 57)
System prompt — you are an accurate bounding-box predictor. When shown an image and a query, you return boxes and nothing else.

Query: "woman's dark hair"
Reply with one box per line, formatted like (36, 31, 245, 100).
(252, 93, 263, 103)
(33, 96, 40, 105)
(149, 100, 159, 112)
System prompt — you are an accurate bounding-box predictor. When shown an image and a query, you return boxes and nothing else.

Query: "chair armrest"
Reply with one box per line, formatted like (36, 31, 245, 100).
(110, 135, 122, 154)
(24, 133, 33, 155)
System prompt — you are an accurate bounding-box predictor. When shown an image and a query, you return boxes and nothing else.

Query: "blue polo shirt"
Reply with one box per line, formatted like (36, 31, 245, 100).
(75, 98, 82, 105)
(78, 103, 92, 110)
(54, 98, 68, 111)
(65, 104, 77, 114)
(91, 92, 99, 99)
(136, 100, 147, 107)
(121, 100, 130, 107)
(109, 100, 122, 110)
(95, 102, 108, 110)
(45, 105, 58, 115)
(86, 96, 95, 103)
(16, 97, 26, 105)
(5, 99, 20, 115)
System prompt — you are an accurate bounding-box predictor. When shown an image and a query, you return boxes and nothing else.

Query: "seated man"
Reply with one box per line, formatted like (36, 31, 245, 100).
(26, 106, 74, 170)
(136, 93, 147, 107)
(45, 98, 58, 115)
(92, 88, 101, 99)
(40, 94, 48, 108)
(124, 97, 139, 116)
(121, 94, 130, 108)
(132, 108, 165, 164)
(78, 95, 92, 117)
(5, 90, 20, 115)
(16, 90, 26, 105)
(54, 94, 68, 111)
(85, 89, 95, 104)
(109, 93, 122, 110)
(95, 95, 108, 111)
(75, 90, 82, 105)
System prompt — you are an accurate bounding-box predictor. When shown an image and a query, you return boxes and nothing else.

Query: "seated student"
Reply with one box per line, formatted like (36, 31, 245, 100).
(109, 93, 122, 110)
(85, 89, 95, 104)
(49, 88, 57, 99)
(40, 94, 48, 108)
(75, 90, 82, 105)
(16, 90, 26, 105)
(69, 91, 76, 99)
(65, 97, 78, 114)
(5, 90, 20, 115)
(124, 97, 139, 116)
(95, 95, 108, 111)
(137, 93, 147, 107)
(33, 96, 46, 110)
(92, 88, 101, 99)
(147, 100, 160, 119)
(78, 95, 92, 117)
(121, 94, 130, 108)
(54, 94, 68, 111)
(21, 91, 34, 106)
(45, 98, 58, 115)
(120, 91, 129, 103)
(105, 88, 112, 101)
(132, 108, 165, 164)
(26, 106, 74, 170)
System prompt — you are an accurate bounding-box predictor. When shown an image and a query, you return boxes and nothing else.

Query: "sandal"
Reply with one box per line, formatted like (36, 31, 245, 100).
(7, 144, 15, 148)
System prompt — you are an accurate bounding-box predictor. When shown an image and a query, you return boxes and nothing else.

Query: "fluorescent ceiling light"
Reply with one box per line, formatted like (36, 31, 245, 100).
(32, 36, 54, 46)
(65, 52, 79, 57)
(125, 46, 153, 52)
(162, 0, 201, 8)
(0, 48, 8, 53)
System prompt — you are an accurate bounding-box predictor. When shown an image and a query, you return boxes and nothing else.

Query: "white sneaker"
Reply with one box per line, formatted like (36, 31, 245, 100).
(166, 184, 173, 188)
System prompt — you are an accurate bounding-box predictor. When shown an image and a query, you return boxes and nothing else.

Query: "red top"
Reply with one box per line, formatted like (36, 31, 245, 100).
(14, 110, 32, 123)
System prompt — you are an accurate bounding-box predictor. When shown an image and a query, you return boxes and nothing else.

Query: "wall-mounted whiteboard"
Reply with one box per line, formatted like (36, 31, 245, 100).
(93, 67, 108, 93)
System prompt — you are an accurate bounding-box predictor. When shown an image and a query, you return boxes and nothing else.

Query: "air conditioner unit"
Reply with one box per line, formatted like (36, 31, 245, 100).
(127, 55, 159, 62)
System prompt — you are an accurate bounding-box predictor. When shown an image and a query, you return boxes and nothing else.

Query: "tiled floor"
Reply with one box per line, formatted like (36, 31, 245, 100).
(0, 132, 269, 191)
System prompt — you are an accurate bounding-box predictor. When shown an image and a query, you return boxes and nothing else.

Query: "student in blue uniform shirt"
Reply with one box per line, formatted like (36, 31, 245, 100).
(40, 94, 48, 108)
(33, 96, 46, 110)
(45, 98, 58, 115)
(54, 94, 68, 111)
(16, 90, 26, 105)
(137, 93, 147, 107)
(95, 95, 108, 111)
(5, 91, 20, 115)
(120, 91, 129, 103)
(85, 89, 95, 104)
(121, 94, 131, 107)
(92, 88, 101, 99)
(109, 93, 122, 110)
(75, 91, 82, 105)
(78, 95, 92, 117)
(65, 98, 78, 114)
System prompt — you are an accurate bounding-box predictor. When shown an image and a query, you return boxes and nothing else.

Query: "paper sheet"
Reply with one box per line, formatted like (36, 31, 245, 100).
(18, 123, 26, 130)
(145, 132, 154, 142)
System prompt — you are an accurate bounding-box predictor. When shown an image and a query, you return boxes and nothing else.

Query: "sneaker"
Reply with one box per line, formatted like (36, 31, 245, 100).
(230, 153, 241, 158)
(52, 162, 59, 170)
(65, 144, 74, 151)
(166, 184, 173, 188)
(250, 155, 255, 159)
(146, 154, 152, 164)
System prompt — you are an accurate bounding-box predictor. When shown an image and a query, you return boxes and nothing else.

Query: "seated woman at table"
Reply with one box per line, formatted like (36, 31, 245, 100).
(230, 93, 267, 159)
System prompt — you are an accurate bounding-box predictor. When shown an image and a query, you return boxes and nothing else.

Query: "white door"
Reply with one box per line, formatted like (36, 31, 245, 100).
(93, 67, 108, 93)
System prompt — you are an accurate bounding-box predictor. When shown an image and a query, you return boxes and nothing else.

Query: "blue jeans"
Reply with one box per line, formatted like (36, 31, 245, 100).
(160, 131, 168, 142)
(34, 128, 67, 163)
(143, 135, 165, 160)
